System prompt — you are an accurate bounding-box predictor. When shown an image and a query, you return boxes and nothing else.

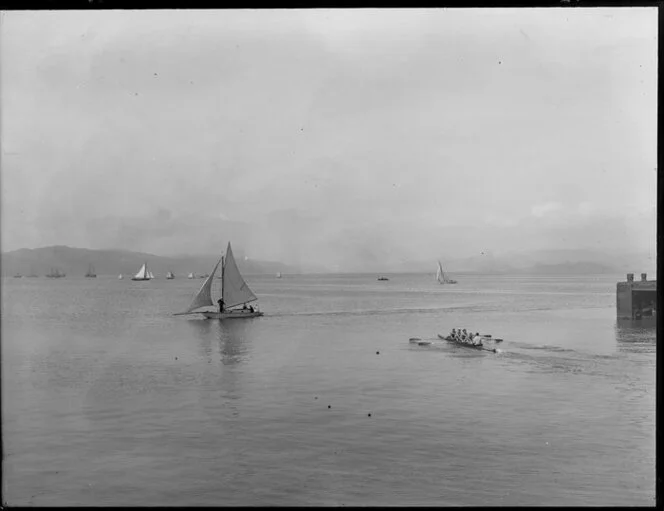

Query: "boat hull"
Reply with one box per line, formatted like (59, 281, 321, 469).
(201, 311, 264, 320)
(438, 334, 496, 352)
(131, 277, 151, 281)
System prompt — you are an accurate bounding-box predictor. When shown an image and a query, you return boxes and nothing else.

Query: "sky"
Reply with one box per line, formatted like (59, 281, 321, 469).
(0, 8, 657, 271)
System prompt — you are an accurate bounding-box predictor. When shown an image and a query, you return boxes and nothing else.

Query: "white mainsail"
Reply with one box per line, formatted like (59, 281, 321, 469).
(222, 242, 257, 308)
(436, 261, 445, 284)
(184, 256, 223, 313)
(134, 263, 148, 279)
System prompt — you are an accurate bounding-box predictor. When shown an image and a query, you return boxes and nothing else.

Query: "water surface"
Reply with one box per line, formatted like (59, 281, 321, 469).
(2, 273, 655, 506)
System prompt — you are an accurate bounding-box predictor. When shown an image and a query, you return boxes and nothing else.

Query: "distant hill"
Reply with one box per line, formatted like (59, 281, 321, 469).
(519, 261, 619, 275)
(0, 245, 296, 277)
(379, 248, 655, 275)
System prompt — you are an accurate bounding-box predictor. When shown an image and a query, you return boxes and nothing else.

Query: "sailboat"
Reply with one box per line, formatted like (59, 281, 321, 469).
(276, 272, 282, 278)
(118, 274, 124, 280)
(176, 242, 263, 320)
(188, 273, 195, 279)
(132, 262, 151, 281)
(436, 260, 457, 284)
(85, 264, 97, 278)
(46, 268, 65, 278)
(166, 271, 175, 279)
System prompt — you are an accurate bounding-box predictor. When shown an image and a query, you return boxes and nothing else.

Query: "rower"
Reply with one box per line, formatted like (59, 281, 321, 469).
(473, 332, 483, 346)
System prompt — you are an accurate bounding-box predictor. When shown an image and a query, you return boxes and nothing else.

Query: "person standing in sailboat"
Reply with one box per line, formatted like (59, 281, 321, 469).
(218, 298, 224, 313)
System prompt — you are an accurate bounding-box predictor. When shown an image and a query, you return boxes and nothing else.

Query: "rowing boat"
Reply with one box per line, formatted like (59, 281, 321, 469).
(437, 334, 497, 353)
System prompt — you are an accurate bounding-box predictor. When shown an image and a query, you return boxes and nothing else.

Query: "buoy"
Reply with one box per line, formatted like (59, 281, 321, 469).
(314, 396, 318, 400)
(368, 413, 372, 417)
(328, 405, 331, 409)
(175, 357, 178, 360)
(376, 351, 380, 355)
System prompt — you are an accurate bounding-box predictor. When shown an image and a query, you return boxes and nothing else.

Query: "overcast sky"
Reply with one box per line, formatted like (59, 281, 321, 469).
(1, 8, 657, 270)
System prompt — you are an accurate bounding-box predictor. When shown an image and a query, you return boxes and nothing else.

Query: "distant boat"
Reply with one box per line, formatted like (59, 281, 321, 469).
(276, 272, 282, 278)
(436, 260, 457, 285)
(85, 264, 97, 278)
(188, 273, 195, 279)
(177, 242, 263, 320)
(132, 262, 151, 281)
(13, 273, 22, 278)
(200, 273, 209, 279)
(166, 271, 175, 280)
(377, 276, 389, 281)
(118, 274, 124, 280)
(46, 268, 65, 278)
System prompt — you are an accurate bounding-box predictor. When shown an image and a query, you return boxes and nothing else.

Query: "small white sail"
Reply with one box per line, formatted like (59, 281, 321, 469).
(436, 261, 445, 284)
(188, 273, 194, 279)
(222, 242, 257, 308)
(148, 271, 155, 279)
(118, 274, 124, 279)
(183, 256, 223, 313)
(134, 263, 147, 279)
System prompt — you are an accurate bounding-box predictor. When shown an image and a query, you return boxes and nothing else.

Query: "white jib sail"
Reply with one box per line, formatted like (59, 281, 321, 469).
(222, 242, 257, 308)
(184, 256, 223, 313)
(437, 261, 445, 284)
(135, 263, 147, 279)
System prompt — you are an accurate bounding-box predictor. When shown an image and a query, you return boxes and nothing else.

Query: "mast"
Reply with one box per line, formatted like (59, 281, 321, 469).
(220, 255, 225, 310)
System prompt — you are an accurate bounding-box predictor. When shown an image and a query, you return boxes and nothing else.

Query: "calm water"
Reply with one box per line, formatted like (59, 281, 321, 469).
(1, 273, 656, 506)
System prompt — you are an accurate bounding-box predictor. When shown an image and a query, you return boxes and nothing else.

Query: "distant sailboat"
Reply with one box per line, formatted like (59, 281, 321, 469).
(132, 262, 151, 281)
(188, 273, 195, 279)
(276, 272, 282, 278)
(46, 268, 65, 278)
(436, 260, 457, 285)
(166, 271, 175, 280)
(85, 264, 97, 278)
(176, 242, 263, 320)
(148, 271, 155, 279)
(13, 273, 22, 278)
(118, 274, 124, 280)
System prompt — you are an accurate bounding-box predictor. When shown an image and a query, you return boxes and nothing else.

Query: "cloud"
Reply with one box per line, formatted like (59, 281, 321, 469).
(0, 9, 657, 269)
(531, 202, 564, 218)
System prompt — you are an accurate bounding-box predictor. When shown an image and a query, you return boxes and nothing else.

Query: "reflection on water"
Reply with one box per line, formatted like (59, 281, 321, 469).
(186, 318, 254, 365)
(615, 316, 657, 354)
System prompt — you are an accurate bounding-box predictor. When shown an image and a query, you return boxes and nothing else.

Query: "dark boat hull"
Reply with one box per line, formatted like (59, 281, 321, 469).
(438, 334, 496, 353)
